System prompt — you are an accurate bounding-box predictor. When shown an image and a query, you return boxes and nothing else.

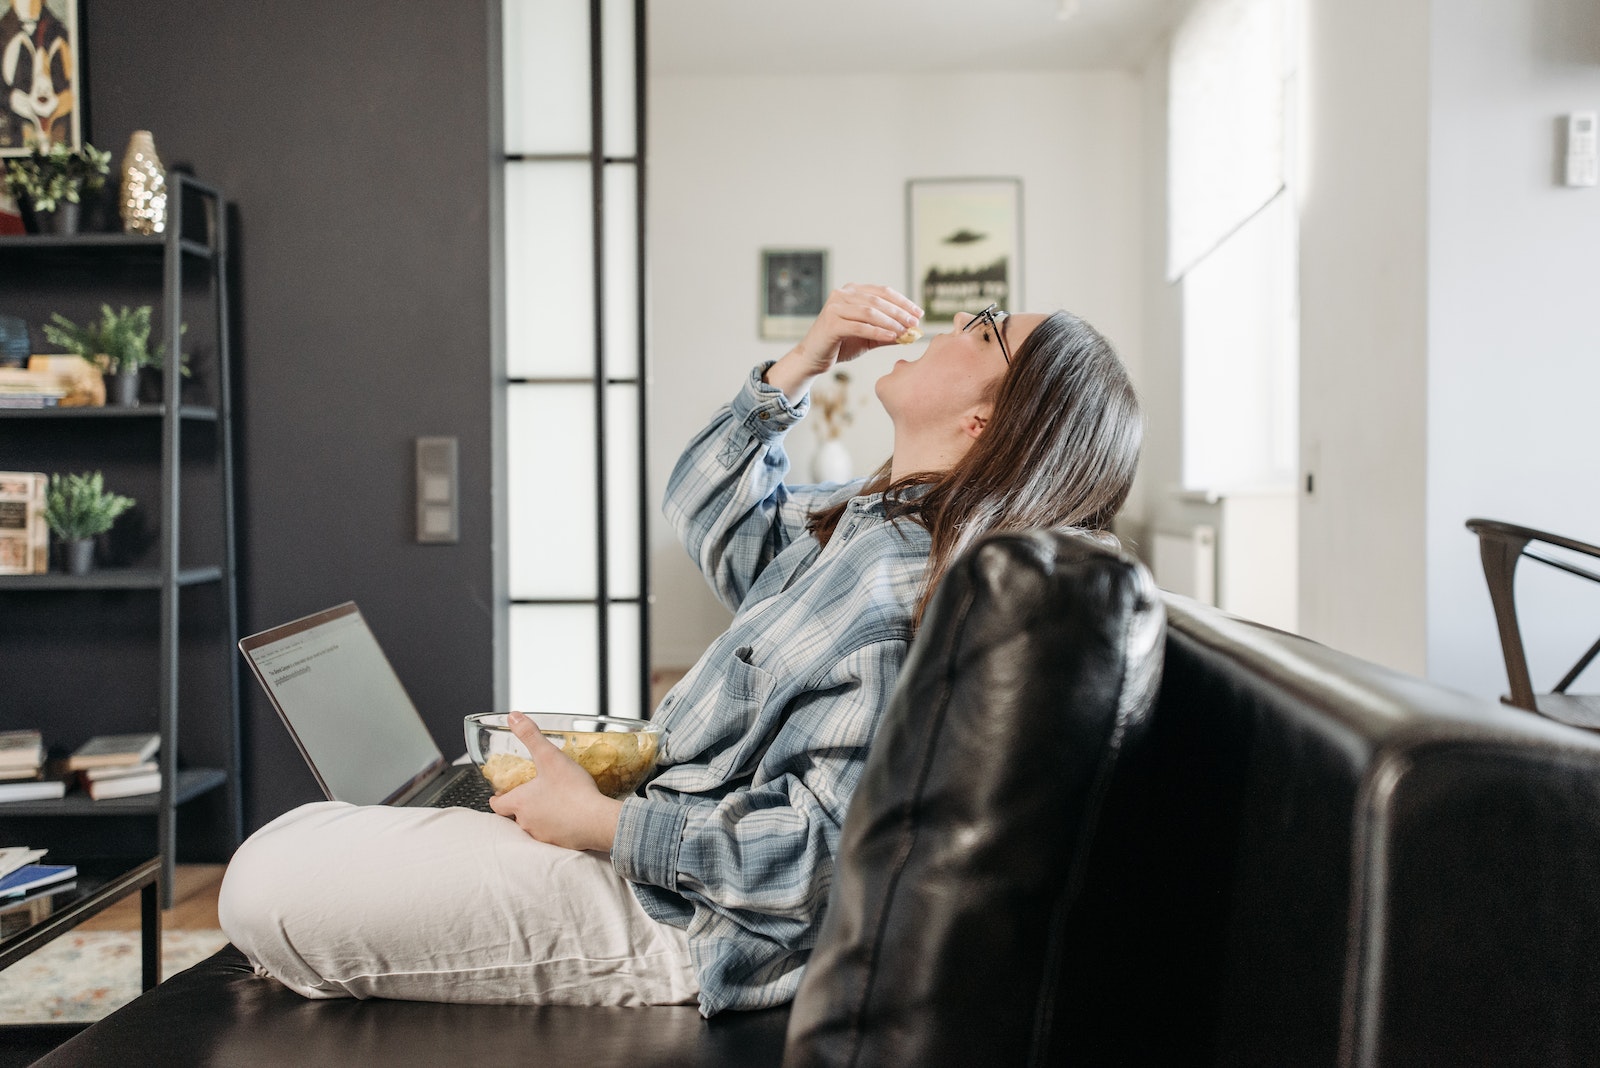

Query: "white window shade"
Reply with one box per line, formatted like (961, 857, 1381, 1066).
(1168, 0, 1287, 281)
(1181, 192, 1297, 492)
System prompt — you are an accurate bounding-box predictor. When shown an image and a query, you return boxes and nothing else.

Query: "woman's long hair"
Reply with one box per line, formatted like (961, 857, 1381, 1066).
(808, 311, 1143, 628)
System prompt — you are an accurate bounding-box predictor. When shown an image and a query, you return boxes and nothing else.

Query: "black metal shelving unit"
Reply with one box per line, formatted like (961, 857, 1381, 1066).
(0, 175, 240, 906)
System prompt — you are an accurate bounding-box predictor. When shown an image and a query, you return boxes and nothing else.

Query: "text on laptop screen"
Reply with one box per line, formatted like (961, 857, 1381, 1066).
(244, 609, 443, 805)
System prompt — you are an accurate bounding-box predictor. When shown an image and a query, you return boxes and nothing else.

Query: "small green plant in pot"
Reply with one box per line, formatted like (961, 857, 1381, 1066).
(2, 141, 112, 235)
(43, 471, 135, 576)
(43, 304, 187, 407)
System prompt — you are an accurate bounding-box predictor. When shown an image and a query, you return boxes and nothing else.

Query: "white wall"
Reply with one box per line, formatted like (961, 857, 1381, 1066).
(1295, 0, 1432, 673)
(1425, 0, 1600, 698)
(648, 70, 1145, 667)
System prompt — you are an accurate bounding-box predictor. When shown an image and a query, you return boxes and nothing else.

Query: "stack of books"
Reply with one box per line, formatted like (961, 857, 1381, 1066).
(0, 367, 68, 408)
(0, 729, 43, 778)
(0, 846, 77, 900)
(0, 729, 66, 802)
(67, 732, 161, 800)
(0, 356, 105, 409)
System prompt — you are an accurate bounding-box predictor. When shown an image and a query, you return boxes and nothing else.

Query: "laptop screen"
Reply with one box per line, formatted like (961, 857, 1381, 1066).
(240, 603, 444, 806)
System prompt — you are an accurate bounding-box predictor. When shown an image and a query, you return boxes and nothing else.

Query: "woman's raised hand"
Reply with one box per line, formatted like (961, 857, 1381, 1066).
(765, 283, 922, 403)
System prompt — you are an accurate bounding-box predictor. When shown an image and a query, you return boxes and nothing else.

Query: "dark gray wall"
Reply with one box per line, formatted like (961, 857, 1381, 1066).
(84, 1, 498, 837)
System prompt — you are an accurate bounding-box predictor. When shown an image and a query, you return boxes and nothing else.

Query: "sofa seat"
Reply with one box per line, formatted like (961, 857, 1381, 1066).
(37, 945, 791, 1068)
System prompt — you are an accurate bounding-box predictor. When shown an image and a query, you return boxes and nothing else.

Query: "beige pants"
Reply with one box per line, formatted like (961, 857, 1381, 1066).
(218, 801, 699, 1007)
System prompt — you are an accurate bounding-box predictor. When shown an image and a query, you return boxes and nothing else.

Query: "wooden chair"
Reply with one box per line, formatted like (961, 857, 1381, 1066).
(1466, 518, 1600, 729)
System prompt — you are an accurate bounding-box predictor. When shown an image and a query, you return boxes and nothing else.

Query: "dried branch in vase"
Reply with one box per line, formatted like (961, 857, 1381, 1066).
(812, 371, 854, 442)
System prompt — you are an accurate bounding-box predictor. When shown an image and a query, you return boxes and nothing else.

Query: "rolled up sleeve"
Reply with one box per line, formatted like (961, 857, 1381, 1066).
(612, 795, 691, 891)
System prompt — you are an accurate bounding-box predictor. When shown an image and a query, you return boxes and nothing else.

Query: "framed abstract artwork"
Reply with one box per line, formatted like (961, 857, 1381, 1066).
(906, 178, 1023, 324)
(760, 248, 828, 340)
(1, 0, 83, 155)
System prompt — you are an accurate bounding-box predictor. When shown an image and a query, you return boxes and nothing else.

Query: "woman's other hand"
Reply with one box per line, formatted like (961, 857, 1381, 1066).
(765, 283, 922, 404)
(487, 711, 622, 852)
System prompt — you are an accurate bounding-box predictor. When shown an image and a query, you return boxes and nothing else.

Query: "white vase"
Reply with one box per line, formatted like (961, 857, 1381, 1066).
(812, 439, 853, 483)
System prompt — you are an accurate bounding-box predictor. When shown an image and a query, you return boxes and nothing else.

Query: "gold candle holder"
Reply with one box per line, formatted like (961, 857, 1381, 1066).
(119, 130, 167, 236)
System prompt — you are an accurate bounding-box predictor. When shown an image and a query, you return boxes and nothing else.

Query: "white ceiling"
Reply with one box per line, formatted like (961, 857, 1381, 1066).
(650, 0, 1188, 78)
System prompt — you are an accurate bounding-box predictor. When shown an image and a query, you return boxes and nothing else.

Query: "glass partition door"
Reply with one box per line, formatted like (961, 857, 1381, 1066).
(501, 0, 648, 718)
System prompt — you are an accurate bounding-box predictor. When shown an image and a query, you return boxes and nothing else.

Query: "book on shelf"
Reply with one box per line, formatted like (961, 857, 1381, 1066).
(0, 472, 48, 575)
(0, 863, 77, 898)
(0, 728, 44, 769)
(0, 771, 69, 803)
(80, 760, 159, 782)
(78, 759, 161, 801)
(83, 769, 160, 800)
(0, 846, 47, 880)
(0, 368, 65, 402)
(0, 359, 102, 407)
(65, 732, 160, 771)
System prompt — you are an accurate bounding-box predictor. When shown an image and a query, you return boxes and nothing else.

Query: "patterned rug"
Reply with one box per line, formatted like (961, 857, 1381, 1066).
(0, 929, 230, 1024)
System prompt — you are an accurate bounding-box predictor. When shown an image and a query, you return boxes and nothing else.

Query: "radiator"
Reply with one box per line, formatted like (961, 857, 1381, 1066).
(1152, 525, 1217, 606)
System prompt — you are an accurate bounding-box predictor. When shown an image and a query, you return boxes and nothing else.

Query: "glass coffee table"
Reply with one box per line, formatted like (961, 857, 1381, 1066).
(0, 857, 162, 991)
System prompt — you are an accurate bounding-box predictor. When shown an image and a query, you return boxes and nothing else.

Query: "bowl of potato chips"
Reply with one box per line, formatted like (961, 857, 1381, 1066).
(464, 712, 664, 799)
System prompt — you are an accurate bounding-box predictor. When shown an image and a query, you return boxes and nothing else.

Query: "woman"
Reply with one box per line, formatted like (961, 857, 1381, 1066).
(218, 283, 1142, 1018)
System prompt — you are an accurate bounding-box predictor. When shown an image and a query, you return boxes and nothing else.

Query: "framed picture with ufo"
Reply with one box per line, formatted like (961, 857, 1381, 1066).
(0, 0, 84, 156)
(906, 178, 1023, 324)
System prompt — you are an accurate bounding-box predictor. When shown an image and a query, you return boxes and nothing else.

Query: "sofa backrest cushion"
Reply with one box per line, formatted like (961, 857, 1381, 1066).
(784, 530, 1164, 1068)
(1054, 593, 1600, 1065)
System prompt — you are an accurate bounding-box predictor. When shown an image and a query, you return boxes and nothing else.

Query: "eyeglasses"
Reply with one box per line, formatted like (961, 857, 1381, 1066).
(962, 303, 1012, 365)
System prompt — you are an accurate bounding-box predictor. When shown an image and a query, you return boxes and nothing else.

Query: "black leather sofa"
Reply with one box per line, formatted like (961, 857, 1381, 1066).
(34, 531, 1600, 1066)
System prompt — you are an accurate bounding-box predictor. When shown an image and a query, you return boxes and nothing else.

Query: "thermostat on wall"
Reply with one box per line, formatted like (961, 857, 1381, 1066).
(1567, 111, 1597, 187)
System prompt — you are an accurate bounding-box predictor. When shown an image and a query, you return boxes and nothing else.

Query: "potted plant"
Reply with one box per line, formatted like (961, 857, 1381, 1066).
(2, 141, 112, 235)
(43, 471, 135, 576)
(43, 304, 186, 407)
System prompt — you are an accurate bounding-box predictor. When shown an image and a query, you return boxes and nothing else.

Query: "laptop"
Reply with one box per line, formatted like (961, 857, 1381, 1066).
(239, 602, 493, 811)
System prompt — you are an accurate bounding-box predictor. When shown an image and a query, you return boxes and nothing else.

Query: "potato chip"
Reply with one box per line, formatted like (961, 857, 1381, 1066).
(481, 752, 538, 794)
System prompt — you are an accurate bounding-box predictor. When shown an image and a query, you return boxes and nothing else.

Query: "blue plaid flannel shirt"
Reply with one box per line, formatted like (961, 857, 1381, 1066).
(610, 363, 930, 1017)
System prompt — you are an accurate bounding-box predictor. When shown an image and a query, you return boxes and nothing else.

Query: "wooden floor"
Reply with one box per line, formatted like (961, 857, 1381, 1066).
(75, 863, 225, 933)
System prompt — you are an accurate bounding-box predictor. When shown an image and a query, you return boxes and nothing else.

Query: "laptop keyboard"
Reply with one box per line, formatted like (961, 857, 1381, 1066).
(430, 769, 495, 812)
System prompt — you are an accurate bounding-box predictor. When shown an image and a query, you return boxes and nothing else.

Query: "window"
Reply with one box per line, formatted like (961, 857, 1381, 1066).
(1181, 194, 1297, 491)
(1168, 0, 1299, 494)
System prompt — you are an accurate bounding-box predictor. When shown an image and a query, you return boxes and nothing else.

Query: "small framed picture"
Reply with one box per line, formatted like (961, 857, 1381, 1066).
(760, 248, 828, 340)
(907, 178, 1023, 324)
(1, 0, 84, 155)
